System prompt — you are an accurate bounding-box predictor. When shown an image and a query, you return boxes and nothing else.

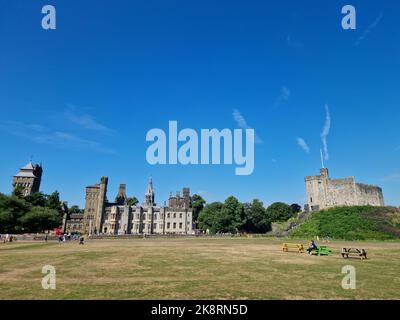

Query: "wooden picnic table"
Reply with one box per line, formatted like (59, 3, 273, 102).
(341, 247, 368, 260)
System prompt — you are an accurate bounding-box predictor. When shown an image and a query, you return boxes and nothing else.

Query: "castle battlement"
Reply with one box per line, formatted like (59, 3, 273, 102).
(305, 168, 384, 212)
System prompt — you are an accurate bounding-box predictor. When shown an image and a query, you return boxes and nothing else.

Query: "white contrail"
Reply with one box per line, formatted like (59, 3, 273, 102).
(355, 12, 384, 46)
(321, 104, 331, 160)
(232, 109, 263, 144)
(296, 137, 310, 153)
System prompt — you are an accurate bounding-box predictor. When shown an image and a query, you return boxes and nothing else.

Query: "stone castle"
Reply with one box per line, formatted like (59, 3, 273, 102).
(12, 161, 43, 196)
(305, 168, 384, 212)
(10, 161, 387, 233)
(65, 177, 194, 235)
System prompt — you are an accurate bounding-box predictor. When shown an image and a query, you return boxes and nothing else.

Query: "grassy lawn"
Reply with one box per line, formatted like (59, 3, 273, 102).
(0, 237, 399, 299)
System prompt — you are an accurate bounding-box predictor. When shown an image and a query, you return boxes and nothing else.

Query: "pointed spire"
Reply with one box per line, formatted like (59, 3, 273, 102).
(144, 176, 155, 207)
(147, 176, 153, 194)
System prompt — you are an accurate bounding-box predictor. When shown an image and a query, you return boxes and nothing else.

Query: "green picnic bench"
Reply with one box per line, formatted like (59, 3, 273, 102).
(311, 246, 332, 256)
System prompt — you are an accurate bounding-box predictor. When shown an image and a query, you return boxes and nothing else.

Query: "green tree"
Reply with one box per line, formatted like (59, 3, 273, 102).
(219, 196, 244, 233)
(190, 194, 206, 224)
(290, 203, 302, 214)
(69, 205, 83, 214)
(0, 194, 30, 233)
(25, 192, 48, 207)
(47, 191, 62, 214)
(12, 185, 25, 198)
(127, 197, 139, 206)
(198, 202, 223, 233)
(242, 199, 271, 233)
(19, 206, 62, 233)
(266, 202, 295, 222)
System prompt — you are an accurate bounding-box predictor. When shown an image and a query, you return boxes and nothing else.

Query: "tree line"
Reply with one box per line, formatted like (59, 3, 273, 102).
(191, 194, 301, 234)
(0, 187, 65, 233)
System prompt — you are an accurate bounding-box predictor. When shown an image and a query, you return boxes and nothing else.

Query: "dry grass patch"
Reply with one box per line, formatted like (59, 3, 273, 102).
(0, 238, 399, 299)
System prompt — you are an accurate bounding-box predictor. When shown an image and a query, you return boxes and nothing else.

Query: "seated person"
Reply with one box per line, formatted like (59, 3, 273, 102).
(307, 240, 318, 254)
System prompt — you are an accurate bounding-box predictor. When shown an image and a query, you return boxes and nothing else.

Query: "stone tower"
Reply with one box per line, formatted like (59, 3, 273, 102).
(13, 161, 43, 196)
(182, 187, 190, 209)
(115, 183, 127, 205)
(144, 177, 155, 207)
(83, 176, 108, 234)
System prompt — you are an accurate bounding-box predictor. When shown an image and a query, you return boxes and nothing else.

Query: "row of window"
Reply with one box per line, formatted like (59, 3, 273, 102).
(130, 212, 187, 220)
(15, 182, 31, 188)
(131, 222, 186, 230)
(86, 193, 98, 199)
(167, 222, 183, 229)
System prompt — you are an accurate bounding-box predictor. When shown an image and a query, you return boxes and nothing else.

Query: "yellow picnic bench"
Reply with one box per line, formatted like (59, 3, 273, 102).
(282, 243, 305, 253)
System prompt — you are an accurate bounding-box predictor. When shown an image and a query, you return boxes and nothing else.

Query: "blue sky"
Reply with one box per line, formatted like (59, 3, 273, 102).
(1, 0, 399, 208)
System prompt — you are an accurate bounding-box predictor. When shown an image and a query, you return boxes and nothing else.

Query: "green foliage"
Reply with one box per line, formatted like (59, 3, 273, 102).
(19, 207, 62, 233)
(242, 199, 271, 233)
(266, 202, 295, 222)
(0, 191, 64, 234)
(12, 185, 25, 198)
(127, 197, 139, 206)
(0, 194, 30, 233)
(291, 206, 400, 240)
(25, 192, 48, 207)
(198, 202, 223, 233)
(190, 194, 206, 223)
(47, 191, 62, 214)
(219, 196, 244, 233)
(290, 203, 302, 214)
(69, 205, 83, 214)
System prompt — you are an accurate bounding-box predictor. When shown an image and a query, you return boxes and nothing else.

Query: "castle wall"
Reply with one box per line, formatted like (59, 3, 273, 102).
(325, 177, 358, 207)
(305, 168, 384, 211)
(355, 183, 384, 206)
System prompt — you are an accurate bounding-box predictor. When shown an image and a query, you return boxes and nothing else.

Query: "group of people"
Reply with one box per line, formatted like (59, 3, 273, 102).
(1, 234, 16, 243)
(47, 233, 85, 245)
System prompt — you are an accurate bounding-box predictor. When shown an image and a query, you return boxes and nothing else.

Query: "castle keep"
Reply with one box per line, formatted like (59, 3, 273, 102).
(66, 177, 193, 235)
(305, 168, 384, 212)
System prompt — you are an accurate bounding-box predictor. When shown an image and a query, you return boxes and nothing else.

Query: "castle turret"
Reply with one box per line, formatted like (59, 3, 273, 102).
(13, 161, 42, 196)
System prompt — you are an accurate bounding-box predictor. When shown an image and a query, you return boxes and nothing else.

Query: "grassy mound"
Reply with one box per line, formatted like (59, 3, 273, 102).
(290, 206, 400, 240)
